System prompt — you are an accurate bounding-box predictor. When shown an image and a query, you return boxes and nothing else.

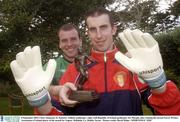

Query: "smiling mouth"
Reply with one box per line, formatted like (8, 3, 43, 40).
(96, 41, 105, 45)
(65, 48, 74, 52)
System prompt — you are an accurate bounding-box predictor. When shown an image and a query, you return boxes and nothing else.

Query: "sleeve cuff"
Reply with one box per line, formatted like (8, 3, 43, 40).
(34, 107, 63, 115)
(148, 81, 180, 115)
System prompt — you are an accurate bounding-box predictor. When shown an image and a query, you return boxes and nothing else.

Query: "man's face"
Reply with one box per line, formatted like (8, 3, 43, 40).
(59, 29, 81, 60)
(87, 14, 117, 52)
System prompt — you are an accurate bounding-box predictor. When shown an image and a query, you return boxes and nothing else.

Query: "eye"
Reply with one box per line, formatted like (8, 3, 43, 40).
(100, 25, 108, 30)
(89, 27, 96, 33)
(71, 37, 78, 42)
(60, 39, 68, 43)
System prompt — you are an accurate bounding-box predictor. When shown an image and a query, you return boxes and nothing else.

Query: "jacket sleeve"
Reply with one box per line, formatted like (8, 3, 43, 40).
(59, 63, 79, 85)
(148, 81, 180, 115)
(34, 107, 64, 115)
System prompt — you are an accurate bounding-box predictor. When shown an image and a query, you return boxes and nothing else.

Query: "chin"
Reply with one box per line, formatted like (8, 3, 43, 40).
(67, 54, 76, 58)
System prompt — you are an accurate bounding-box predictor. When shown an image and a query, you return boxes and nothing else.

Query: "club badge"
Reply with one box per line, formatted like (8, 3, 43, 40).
(114, 72, 126, 87)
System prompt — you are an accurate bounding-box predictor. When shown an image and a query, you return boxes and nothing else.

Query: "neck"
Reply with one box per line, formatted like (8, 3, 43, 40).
(93, 43, 115, 53)
(63, 55, 74, 63)
(105, 42, 114, 52)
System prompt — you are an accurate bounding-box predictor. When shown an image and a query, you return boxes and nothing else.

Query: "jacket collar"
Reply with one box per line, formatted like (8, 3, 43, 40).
(90, 44, 118, 62)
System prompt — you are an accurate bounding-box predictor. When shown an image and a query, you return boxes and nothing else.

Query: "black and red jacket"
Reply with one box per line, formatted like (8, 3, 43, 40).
(49, 47, 180, 115)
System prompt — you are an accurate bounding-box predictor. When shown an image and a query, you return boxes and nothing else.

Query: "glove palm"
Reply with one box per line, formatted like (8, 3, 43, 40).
(115, 29, 166, 88)
(10, 46, 56, 106)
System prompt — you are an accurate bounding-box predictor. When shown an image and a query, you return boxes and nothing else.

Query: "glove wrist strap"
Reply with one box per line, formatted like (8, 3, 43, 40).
(28, 91, 51, 107)
(144, 70, 166, 89)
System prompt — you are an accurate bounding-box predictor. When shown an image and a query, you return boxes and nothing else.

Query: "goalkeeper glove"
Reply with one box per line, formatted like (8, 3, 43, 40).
(115, 29, 166, 89)
(10, 46, 56, 107)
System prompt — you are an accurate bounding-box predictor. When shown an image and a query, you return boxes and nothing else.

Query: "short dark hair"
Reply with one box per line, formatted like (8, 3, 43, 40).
(85, 7, 115, 26)
(57, 23, 80, 38)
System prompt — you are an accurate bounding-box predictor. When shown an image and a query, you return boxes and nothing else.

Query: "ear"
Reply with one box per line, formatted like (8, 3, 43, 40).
(112, 25, 117, 36)
(86, 26, 91, 38)
(59, 41, 62, 49)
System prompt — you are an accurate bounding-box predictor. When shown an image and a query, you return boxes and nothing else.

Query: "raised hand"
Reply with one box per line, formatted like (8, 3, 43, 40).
(115, 29, 166, 89)
(10, 46, 56, 107)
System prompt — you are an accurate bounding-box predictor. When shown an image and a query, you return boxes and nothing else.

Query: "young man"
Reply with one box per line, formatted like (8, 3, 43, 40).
(47, 24, 82, 114)
(48, 24, 82, 97)
(58, 7, 180, 115)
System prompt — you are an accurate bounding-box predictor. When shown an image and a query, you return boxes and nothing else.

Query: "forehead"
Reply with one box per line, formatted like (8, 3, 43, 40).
(86, 14, 111, 28)
(59, 29, 78, 38)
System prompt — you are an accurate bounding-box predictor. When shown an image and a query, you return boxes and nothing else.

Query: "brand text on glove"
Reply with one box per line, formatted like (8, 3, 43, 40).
(25, 86, 46, 97)
(139, 66, 162, 75)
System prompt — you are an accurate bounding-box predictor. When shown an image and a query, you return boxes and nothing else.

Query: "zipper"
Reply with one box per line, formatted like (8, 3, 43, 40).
(104, 51, 108, 92)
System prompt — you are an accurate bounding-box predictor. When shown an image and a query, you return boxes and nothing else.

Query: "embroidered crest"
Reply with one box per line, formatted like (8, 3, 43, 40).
(114, 72, 126, 87)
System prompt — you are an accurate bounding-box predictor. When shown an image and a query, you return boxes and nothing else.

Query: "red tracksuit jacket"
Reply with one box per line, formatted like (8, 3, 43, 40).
(36, 47, 180, 115)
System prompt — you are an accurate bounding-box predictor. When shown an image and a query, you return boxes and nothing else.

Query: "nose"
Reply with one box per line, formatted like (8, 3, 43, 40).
(96, 29, 102, 39)
(67, 40, 72, 46)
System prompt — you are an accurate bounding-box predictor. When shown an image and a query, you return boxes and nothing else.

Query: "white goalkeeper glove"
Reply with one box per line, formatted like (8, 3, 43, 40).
(115, 29, 166, 89)
(10, 46, 56, 107)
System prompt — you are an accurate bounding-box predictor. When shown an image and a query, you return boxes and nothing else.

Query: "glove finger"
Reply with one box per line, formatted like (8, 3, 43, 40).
(45, 59, 57, 84)
(24, 46, 33, 68)
(131, 29, 148, 48)
(32, 46, 42, 67)
(142, 33, 158, 48)
(10, 60, 25, 80)
(118, 32, 133, 52)
(123, 29, 140, 48)
(16, 52, 28, 71)
(115, 51, 135, 72)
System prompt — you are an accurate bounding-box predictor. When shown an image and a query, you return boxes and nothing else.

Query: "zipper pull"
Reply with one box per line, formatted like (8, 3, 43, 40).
(104, 50, 107, 63)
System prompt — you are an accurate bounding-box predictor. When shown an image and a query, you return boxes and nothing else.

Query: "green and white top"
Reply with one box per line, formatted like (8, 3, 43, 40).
(44, 55, 71, 85)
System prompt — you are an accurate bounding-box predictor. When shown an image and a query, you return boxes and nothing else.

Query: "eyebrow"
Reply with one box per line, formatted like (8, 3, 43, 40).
(88, 24, 108, 29)
(99, 24, 108, 28)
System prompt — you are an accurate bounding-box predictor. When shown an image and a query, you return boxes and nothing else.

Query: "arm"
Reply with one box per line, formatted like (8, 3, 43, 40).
(148, 81, 180, 115)
(115, 29, 180, 114)
(10, 46, 63, 115)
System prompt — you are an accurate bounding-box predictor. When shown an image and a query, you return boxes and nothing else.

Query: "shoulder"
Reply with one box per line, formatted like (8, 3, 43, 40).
(55, 56, 69, 64)
(67, 62, 77, 71)
(55, 55, 64, 62)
